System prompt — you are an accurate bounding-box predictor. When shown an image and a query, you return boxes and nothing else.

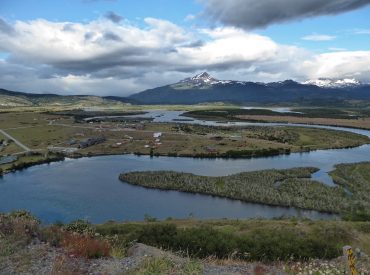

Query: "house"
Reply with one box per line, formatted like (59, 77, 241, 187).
(79, 137, 106, 149)
(153, 132, 162, 138)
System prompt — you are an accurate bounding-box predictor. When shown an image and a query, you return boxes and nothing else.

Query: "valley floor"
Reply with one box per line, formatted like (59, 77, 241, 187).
(1, 110, 369, 174)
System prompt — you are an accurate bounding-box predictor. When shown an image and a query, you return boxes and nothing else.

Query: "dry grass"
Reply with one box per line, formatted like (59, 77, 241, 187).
(61, 233, 111, 259)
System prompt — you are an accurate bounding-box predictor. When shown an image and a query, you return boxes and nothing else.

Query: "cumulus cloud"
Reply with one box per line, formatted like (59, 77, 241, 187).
(0, 17, 370, 96)
(202, 0, 370, 29)
(301, 51, 370, 81)
(302, 34, 336, 41)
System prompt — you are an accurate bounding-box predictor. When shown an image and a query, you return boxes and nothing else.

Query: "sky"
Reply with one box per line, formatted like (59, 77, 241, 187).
(0, 0, 370, 96)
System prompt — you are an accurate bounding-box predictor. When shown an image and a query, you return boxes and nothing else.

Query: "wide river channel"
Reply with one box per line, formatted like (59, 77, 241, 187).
(1, 110, 370, 223)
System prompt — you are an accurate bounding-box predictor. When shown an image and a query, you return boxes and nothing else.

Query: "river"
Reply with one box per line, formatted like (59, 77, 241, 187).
(1, 110, 369, 223)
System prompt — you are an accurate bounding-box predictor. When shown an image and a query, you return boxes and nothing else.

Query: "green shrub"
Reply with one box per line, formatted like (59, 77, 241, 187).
(65, 219, 95, 235)
(96, 222, 349, 261)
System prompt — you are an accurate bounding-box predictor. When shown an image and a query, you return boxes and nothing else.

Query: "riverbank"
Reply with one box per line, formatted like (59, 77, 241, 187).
(0, 152, 65, 175)
(120, 163, 370, 217)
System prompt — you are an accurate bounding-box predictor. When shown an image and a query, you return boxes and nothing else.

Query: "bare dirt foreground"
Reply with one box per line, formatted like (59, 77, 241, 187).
(3, 242, 369, 274)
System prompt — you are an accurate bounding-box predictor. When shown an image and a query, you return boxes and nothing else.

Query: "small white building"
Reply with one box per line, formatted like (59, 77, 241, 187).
(153, 132, 162, 138)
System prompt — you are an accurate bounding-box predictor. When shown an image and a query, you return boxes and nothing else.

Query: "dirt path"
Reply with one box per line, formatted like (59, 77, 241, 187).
(0, 129, 31, 152)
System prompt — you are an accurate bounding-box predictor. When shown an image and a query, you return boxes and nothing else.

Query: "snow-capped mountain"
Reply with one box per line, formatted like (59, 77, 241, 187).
(179, 72, 221, 86)
(302, 78, 362, 88)
(128, 72, 370, 105)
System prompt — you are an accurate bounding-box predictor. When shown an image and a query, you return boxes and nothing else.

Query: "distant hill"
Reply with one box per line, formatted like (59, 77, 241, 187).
(128, 72, 370, 106)
(0, 88, 129, 108)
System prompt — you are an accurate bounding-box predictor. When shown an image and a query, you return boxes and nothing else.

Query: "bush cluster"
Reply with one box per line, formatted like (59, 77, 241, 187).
(96, 222, 349, 261)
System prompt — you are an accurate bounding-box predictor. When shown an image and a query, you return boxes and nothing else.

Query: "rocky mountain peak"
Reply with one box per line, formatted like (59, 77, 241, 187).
(180, 72, 219, 85)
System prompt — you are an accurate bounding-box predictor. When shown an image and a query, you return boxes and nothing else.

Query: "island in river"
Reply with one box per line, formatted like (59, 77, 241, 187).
(120, 163, 370, 218)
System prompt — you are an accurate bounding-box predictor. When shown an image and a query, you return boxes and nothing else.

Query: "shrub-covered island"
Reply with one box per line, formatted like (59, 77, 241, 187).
(120, 163, 370, 217)
(120, 167, 352, 214)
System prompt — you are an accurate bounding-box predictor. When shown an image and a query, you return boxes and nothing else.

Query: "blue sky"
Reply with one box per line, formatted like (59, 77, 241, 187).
(1, 0, 202, 25)
(0, 0, 370, 95)
(2, 0, 369, 51)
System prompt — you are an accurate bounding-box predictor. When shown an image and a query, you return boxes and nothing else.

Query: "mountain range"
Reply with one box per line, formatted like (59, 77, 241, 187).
(127, 72, 370, 105)
(1, 72, 370, 107)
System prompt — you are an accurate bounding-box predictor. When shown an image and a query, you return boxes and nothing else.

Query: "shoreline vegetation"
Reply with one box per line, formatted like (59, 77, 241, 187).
(0, 152, 65, 176)
(120, 164, 370, 219)
(183, 108, 370, 130)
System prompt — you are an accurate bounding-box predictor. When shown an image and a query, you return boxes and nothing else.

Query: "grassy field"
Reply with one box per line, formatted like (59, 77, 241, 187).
(0, 133, 23, 155)
(1, 111, 369, 173)
(1, 112, 369, 155)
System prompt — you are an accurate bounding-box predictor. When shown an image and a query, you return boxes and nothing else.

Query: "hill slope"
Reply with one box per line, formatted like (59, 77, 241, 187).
(0, 88, 128, 108)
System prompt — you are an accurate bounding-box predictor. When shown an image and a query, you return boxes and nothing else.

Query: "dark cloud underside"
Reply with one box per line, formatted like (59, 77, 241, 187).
(204, 0, 370, 29)
(104, 11, 123, 23)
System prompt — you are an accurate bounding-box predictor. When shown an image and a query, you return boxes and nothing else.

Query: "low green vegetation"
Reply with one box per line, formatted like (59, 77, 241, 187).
(120, 167, 351, 214)
(330, 162, 370, 221)
(95, 219, 370, 262)
(1, 211, 370, 271)
(121, 163, 370, 219)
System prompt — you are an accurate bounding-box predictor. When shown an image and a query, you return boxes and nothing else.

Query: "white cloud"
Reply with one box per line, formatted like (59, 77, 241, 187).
(302, 34, 336, 41)
(301, 51, 370, 81)
(0, 17, 369, 96)
(184, 14, 196, 21)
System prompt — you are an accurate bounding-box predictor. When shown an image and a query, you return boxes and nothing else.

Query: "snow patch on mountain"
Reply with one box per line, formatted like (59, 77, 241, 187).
(179, 72, 220, 85)
(302, 78, 362, 88)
